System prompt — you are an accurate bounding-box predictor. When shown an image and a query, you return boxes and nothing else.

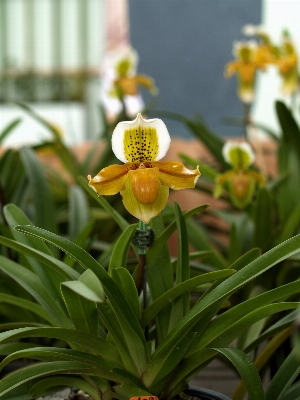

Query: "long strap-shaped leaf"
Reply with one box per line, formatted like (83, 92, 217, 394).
(0, 256, 71, 328)
(244, 309, 300, 353)
(0, 293, 55, 325)
(0, 347, 120, 372)
(14, 225, 148, 374)
(215, 348, 265, 400)
(265, 345, 300, 400)
(168, 203, 190, 332)
(142, 270, 235, 327)
(201, 303, 299, 349)
(233, 326, 294, 400)
(0, 235, 80, 280)
(152, 235, 300, 361)
(0, 327, 120, 365)
(19, 148, 57, 234)
(29, 376, 101, 400)
(4, 204, 64, 304)
(108, 224, 137, 274)
(0, 360, 108, 397)
(191, 279, 300, 350)
(155, 303, 299, 396)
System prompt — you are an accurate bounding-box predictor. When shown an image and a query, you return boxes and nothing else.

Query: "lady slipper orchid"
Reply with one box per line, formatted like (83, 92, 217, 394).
(225, 40, 266, 103)
(214, 141, 265, 209)
(276, 35, 299, 96)
(88, 114, 200, 223)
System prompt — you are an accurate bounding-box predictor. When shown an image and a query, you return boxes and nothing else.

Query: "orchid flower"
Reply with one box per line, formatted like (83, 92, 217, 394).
(224, 40, 266, 103)
(100, 47, 158, 118)
(88, 114, 200, 223)
(214, 141, 265, 209)
(276, 34, 299, 96)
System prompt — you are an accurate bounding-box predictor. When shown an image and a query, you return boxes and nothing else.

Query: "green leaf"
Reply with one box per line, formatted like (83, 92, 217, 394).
(61, 285, 99, 336)
(112, 369, 147, 390)
(0, 342, 40, 356)
(147, 204, 209, 302)
(19, 147, 57, 233)
(207, 303, 299, 349)
(0, 381, 34, 400)
(0, 347, 120, 373)
(152, 235, 300, 363)
(233, 327, 294, 400)
(265, 345, 300, 400)
(63, 220, 95, 267)
(244, 309, 300, 353)
(14, 225, 148, 374)
(282, 381, 300, 400)
(186, 218, 228, 269)
(0, 361, 106, 397)
(29, 376, 101, 400)
(113, 383, 153, 399)
(0, 293, 55, 325)
(0, 255, 71, 328)
(143, 332, 197, 388)
(147, 213, 176, 343)
(0, 235, 80, 281)
(254, 188, 273, 252)
(276, 201, 300, 245)
(0, 327, 121, 364)
(228, 248, 261, 271)
(68, 185, 89, 240)
(0, 118, 22, 144)
(168, 203, 191, 332)
(189, 279, 300, 351)
(78, 175, 129, 231)
(142, 269, 235, 327)
(97, 302, 137, 375)
(62, 269, 105, 303)
(276, 101, 300, 151)
(111, 268, 141, 322)
(216, 348, 265, 400)
(4, 203, 65, 304)
(15, 102, 82, 179)
(108, 224, 137, 274)
(276, 102, 300, 222)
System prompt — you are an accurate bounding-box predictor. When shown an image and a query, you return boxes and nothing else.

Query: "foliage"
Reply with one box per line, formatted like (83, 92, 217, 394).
(0, 199, 299, 399)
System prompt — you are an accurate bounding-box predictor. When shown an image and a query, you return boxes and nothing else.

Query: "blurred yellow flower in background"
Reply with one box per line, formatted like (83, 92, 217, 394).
(214, 141, 265, 209)
(275, 33, 299, 95)
(224, 41, 266, 103)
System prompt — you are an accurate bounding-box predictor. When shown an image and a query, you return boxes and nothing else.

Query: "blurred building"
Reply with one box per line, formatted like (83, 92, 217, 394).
(0, 0, 105, 145)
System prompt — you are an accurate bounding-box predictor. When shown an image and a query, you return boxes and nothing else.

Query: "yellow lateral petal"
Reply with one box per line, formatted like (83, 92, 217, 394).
(153, 161, 200, 190)
(128, 168, 160, 205)
(121, 174, 169, 224)
(87, 164, 132, 196)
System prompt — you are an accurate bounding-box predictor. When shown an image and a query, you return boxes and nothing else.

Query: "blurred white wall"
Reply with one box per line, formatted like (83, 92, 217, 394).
(0, 0, 105, 146)
(1, 0, 104, 71)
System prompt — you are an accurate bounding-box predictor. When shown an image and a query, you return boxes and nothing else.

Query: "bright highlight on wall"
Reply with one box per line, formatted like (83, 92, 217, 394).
(253, 0, 300, 134)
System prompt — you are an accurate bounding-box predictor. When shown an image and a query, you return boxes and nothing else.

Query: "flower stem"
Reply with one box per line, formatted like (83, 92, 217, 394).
(136, 220, 147, 300)
(243, 102, 251, 140)
(135, 220, 148, 339)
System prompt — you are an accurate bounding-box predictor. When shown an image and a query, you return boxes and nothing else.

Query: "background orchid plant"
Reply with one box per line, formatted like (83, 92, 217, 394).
(0, 112, 300, 400)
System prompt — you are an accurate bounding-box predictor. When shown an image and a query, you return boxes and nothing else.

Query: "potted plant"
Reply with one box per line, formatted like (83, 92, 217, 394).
(0, 113, 299, 400)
